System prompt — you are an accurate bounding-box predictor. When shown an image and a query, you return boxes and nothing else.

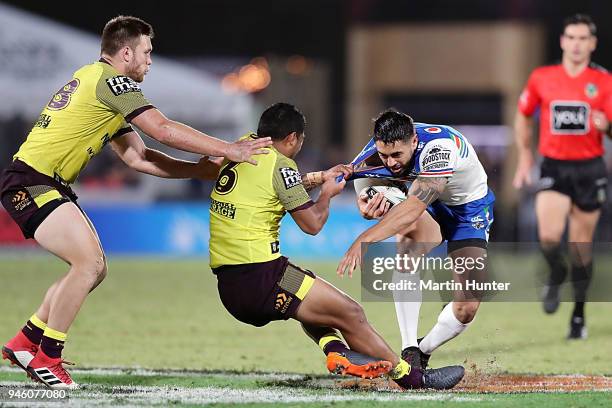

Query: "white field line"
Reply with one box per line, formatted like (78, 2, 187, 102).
(0, 381, 482, 407)
(0, 365, 304, 380)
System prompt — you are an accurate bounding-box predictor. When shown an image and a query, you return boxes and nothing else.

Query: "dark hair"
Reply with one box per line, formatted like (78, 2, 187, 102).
(256, 103, 306, 141)
(373, 109, 415, 144)
(563, 14, 596, 36)
(101, 16, 155, 55)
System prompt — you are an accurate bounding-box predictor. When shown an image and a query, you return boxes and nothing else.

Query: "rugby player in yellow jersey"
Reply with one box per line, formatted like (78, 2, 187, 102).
(209, 103, 465, 390)
(0, 16, 271, 389)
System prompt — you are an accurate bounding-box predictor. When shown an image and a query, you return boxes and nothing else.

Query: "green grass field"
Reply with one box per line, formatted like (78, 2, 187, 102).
(1, 254, 611, 407)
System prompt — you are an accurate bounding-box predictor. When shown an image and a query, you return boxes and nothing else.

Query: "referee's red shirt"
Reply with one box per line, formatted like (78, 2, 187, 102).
(518, 64, 612, 160)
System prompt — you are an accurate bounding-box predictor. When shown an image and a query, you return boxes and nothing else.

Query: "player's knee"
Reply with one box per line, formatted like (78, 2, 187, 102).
(453, 301, 479, 324)
(539, 233, 562, 247)
(343, 299, 367, 327)
(95, 256, 108, 282)
(74, 252, 107, 284)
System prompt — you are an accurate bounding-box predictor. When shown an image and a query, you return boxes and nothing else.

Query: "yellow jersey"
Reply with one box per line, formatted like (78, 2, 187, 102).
(14, 59, 153, 184)
(209, 134, 312, 268)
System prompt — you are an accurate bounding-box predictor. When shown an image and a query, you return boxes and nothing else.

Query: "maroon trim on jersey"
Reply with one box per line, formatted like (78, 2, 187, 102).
(98, 57, 111, 65)
(288, 200, 314, 213)
(125, 105, 155, 122)
(112, 127, 133, 139)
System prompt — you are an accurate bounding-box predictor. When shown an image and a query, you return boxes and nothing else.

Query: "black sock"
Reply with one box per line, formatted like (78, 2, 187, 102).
(323, 340, 349, 355)
(540, 244, 568, 286)
(21, 320, 45, 345)
(573, 302, 585, 319)
(40, 336, 64, 359)
(571, 262, 592, 317)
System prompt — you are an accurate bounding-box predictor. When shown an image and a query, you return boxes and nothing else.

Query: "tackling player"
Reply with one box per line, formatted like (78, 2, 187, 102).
(209, 103, 465, 390)
(0, 15, 271, 389)
(513, 14, 612, 339)
(338, 109, 495, 370)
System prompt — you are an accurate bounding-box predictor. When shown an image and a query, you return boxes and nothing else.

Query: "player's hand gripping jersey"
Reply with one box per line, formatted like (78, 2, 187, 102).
(518, 64, 612, 160)
(14, 59, 153, 184)
(209, 134, 313, 268)
(352, 124, 494, 242)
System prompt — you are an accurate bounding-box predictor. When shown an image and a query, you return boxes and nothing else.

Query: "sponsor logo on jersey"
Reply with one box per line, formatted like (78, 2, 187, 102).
(279, 167, 302, 189)
(585, 83, 598, 99)
(424, 127, 442, 133)
(34, 113, 52, 129)
(550, 101, 590, 134)
(210, 198, 236, 219)
(106, 76, 141, 96)
(421, 146, 452, 171)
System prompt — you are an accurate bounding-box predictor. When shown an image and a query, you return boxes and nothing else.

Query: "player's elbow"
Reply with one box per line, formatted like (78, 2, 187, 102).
(299, 222, 322, 236)
(148, 117, 174, 145)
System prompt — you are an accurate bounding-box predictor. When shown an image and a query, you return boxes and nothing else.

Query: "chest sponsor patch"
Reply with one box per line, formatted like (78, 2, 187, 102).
(550, 101, 590, 134)
(279, 167, 302, 189)
(106, 76, 142, 96)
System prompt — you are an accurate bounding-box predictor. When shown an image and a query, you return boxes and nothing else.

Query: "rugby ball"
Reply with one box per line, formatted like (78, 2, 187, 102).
(360, 185, 407, 208)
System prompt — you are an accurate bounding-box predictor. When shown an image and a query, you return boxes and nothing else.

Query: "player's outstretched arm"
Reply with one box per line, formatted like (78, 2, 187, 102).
(290, 176, 346, 235)
(130, 108, 272, 165)
(110, 131, 223, 180)
(302, 164, 353, 191)
(513, 111, 535, 189)
(337, 176, 447, 277)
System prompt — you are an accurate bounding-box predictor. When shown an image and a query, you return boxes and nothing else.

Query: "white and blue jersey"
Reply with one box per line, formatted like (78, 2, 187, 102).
(354, 123, 495, 242)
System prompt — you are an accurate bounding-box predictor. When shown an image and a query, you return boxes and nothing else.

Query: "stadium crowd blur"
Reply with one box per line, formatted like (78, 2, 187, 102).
(1, 0, 612, 242)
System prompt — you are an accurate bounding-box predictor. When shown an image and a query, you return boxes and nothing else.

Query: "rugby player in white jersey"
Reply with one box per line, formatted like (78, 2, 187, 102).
(338, 110, 495, 369)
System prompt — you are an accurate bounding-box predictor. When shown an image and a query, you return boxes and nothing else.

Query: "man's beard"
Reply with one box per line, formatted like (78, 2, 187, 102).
(126, 65, 145, 83)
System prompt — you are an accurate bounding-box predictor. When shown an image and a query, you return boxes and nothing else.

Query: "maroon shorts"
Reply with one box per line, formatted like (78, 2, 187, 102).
(0, 160, 78, 239)
(213, 256, 316, 327)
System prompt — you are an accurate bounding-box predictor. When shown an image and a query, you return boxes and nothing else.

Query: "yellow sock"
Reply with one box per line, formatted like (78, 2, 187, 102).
(389, 359, 411, 380)
(318, 333, 343, 353)
(30, 314, 47, 330)
(43, 327, 67, 342)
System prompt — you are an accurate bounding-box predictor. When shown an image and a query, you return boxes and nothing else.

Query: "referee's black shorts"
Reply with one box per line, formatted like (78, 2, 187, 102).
(538, 157, 608, 211)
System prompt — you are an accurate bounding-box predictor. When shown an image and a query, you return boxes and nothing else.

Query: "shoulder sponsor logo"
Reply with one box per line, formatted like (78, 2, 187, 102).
(550, 101, 590, 134)
(106, 76, 141, 96)
(279, 167, 302, 189)
(424, 127, 442, 134)
(585, 83, 598, 99)
(421, 146, 452, 171)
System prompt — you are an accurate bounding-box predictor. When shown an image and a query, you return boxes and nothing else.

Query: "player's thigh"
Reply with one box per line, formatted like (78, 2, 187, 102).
(396, 211, 442, 257)
(295, 277, 363, 328)
(80, 207, 105, 257)
(34, 202, 104, 265)
(535, 190, 571, 243)
(568, 205, 600, 243)
(449, 245, 487, 303)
